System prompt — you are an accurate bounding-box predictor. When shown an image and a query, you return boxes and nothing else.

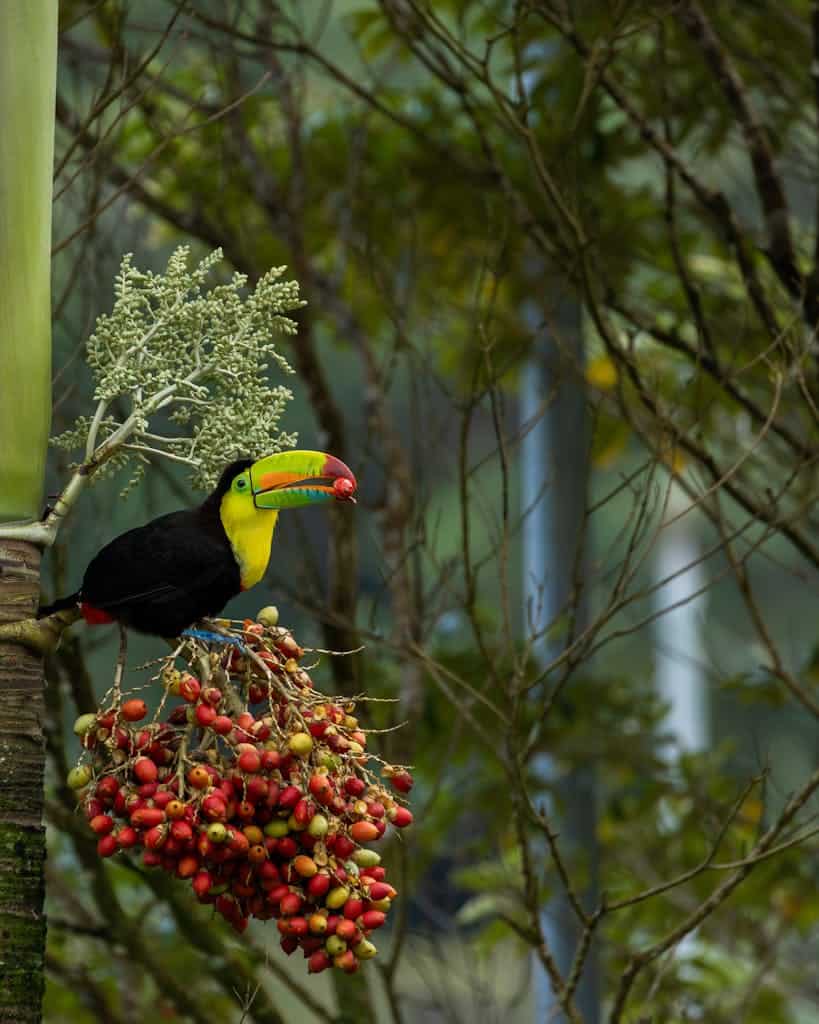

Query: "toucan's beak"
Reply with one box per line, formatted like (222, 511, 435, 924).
(250, 450, 357, 510)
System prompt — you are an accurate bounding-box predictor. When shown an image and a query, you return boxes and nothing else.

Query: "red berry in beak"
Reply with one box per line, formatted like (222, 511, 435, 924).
(332, 477, 355, 501)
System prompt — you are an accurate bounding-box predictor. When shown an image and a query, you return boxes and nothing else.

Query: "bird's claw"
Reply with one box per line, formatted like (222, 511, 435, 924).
(181, 627, 246, 650)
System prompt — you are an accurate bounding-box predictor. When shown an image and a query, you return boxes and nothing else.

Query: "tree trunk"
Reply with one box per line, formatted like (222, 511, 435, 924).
(0, 5, 58, 1017)
(0, 4, 56, 522)
(0, 541, 46, 1024)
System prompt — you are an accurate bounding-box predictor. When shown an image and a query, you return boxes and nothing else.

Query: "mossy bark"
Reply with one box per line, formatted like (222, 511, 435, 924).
(0, 541, 46, 1024)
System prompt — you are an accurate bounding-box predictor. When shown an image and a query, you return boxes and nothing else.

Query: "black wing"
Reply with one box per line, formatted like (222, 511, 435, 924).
(82, 510, 240, 635)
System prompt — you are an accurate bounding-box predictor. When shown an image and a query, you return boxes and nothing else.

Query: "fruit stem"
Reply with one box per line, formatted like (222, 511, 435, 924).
(177, 721, 192, 798)
(112, 623, 128, 707)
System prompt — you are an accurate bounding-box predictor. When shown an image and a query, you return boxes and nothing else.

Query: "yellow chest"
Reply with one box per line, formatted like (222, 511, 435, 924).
(219, 494, 278, 591)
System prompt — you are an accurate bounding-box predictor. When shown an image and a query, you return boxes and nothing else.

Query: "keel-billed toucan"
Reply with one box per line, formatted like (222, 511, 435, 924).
(40, 451, 357, 637)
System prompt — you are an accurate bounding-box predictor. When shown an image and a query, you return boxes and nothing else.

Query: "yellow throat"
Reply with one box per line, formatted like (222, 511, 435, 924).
(219, 491, 279, 590)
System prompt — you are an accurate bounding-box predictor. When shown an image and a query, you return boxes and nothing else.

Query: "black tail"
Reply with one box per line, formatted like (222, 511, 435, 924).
(38, 592, 81, 618)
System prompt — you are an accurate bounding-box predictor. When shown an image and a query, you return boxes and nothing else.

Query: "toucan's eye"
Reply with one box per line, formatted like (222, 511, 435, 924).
(236, 477, 248, 491)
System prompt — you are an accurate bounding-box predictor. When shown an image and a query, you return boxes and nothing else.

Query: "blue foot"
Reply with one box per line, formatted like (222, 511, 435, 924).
(182, 627, 245, 650)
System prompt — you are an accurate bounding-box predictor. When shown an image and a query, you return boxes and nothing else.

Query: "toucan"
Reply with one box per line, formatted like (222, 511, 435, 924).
(39, 450, 357, 638)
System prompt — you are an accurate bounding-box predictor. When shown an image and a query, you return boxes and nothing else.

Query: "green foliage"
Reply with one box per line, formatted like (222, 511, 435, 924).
(51, 246, 302, 491)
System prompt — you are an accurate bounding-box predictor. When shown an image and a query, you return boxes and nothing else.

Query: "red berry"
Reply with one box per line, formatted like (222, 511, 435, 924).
(133, 757, 158, 784)
(196, 703, 217, 727)
(229, 831, 250, 857)
(238, 749, 261, 774)
(144, 825, 167, 850)
(266, 884, 290, 906)
(96, 776, 120, 802)
(177, 855, 200, 879)
(235, 712, 255, 737)
(179, 675, 201, 702)
(343, 898, 365, 920)
(84, 798, 104, 821)
(235, 800, 255, 820)
(130, 807, 165, 829)
(333, 835, 356, 859)
(309, 773, 333, 803)
(307, 873, 331, 899)
(344, 777, 366, 797)
(308, 950, 331, 974)
(288, 916, 309, 937)
(277, 837, 298, 859)
(333, 477, 355, 500)
(202, 795, 227, 822)
(292, 855, 318, 878)
(334, 950, 359, 974)
(133, 729, 152, 751)
(211, 715, 233, 735)
(293, 799, 313, 827)
(278, 785, 301, 809)
(390, 806, 413, 828)
(390, 771, 414, 793)
(350, 821, 379, 843)
(187, 765, 211, 790)
(279, 892, 302, 916)
(170, 820, 193, 843)
(165, 799, 187, 820)
(335, 919, 357, 943)
(192, 871, 212, 898)
(89, 814, 114, 835)
(121, 699, 148, 722)
(361, 910, 386, 930)
(366, 882, 393, 902)
(167, 706, 188, 725)
(245, 777, 269, 804)
(116, 826, 138, 849)
(97, 834, 118, 857)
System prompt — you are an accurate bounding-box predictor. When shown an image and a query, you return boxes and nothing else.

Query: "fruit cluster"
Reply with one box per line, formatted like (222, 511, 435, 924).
(68, 609, 412, 975)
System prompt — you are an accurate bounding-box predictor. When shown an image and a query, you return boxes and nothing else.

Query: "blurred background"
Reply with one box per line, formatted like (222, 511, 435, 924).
(39, 2, 819, 1021)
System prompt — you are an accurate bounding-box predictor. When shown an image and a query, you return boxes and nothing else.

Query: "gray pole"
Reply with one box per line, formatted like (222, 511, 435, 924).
(521, 300, 600, 1023)
(654, 489, 708, 754)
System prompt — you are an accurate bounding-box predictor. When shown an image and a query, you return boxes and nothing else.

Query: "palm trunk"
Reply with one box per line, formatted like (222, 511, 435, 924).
(0, 5, 58, 1023)
(0, 542, 46, 1024)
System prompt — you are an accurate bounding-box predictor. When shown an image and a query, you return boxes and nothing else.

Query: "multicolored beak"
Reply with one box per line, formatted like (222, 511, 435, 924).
(249, 450, 357, 510)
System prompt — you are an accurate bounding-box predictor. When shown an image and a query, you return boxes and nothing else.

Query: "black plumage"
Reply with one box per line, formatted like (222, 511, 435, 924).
(41, 460, 251, 637)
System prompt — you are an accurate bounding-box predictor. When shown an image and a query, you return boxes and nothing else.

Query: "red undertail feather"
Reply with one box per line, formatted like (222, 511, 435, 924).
(81, 602, 116, 625)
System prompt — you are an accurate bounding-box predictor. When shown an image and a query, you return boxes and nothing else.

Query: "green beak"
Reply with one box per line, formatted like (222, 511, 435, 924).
(250, 450, 357, 510)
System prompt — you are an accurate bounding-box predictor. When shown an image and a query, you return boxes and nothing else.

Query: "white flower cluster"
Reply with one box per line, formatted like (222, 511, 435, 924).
(52, 247, 302, 491)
